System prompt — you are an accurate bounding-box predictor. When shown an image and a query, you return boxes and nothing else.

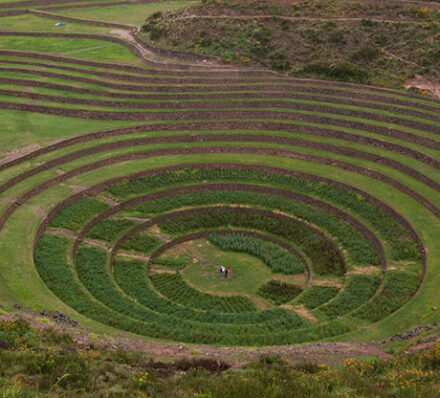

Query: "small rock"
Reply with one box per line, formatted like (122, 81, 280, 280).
(432, 306, 437, 311)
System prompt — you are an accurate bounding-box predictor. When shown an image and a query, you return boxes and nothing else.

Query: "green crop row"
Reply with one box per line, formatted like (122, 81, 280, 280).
(295, 285, 341, 309)
(257, 280, 303, 305)
(76, 245, 303, 338)
(34, 234, 181, 341)
(113, 258, 307, 328)
(49, 198, 110, 232)
(353, 270, 422, 322)
(104, 167, 421, 263)
(208, 232, 304, 274)
(158, 208, 345, 276)
(126, 189, 379, 266)
(85, 218, 138, 242)
(319, 274, 382, 319)
(149, 272, 256, 313)
(119, 231, 163, 254)
(34, 233, 352, 345)
(152, 254, 191, 269)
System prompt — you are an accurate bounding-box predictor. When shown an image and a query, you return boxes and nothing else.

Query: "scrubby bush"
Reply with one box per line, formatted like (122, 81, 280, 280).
(298, 62, 369, 83)
(350, 45, 380, 62)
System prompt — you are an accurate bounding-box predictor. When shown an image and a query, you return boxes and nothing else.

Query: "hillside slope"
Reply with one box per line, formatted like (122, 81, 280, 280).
(139, 0, 440, 93)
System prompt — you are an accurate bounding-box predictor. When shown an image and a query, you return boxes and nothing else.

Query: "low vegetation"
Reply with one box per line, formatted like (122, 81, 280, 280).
(140, 0, 440, 90)
(1, 318, 440, 397)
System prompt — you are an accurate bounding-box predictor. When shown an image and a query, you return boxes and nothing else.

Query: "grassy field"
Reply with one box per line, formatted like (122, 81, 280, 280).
(0, 0, 440, 395)
(60, 1, 197, 26)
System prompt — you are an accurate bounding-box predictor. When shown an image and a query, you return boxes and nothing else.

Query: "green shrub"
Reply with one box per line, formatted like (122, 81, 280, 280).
(350, 45, 380, 62)
(329, 30, 346, 43)
(141, 11, 166, 41)
(298, 62, 369, 83)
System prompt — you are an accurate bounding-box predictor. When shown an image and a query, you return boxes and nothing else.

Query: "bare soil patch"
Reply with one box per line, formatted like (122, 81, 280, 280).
(284, 304, 318, 323)
(0, 143, 41, 165)
(405, 75, 440, 99)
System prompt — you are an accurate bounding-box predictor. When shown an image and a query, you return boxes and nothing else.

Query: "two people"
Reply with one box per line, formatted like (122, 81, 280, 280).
(219, 265, 231, 277)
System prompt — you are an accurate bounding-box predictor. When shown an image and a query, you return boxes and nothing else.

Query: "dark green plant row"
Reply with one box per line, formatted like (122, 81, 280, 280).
(34, 232, 354, 345)
(353, 270, 422, 322)
(319, 274, 382, 319)
(85, 218, 139, 243)
(104, 166, 421, 263)
(75, 244, 312, 338)
(125, 189, 379, 267)
(49, 197, 110, 232)
(295, 285, 341, 309)
(119, 231, 163, 254)
(35, 234, 318, 344)
(152, 254, 191, 269)
(208, 232, 304, 274)
(149, 272, 256, 314)
(34, 234, 182, 341)
(158, 207, 345, 276)
(113, 258, 307, 328)
(257, 280, 303, 305)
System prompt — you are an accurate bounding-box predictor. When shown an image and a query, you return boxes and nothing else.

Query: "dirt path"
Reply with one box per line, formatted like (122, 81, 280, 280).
(282, 304, 318, 323)
(117, 252, 150, 261)
(382, 48, 440, 79)
(97, 194, 118, 206)
(0, 143, 42, 165)
(110, 29, 156, 59)
(46, 229, 110, 251)
(405, 75, 440, 99)
(109, 29, 237, 69)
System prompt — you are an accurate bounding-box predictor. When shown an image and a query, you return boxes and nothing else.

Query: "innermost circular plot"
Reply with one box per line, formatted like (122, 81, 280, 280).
(149, 230, 309, 307)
